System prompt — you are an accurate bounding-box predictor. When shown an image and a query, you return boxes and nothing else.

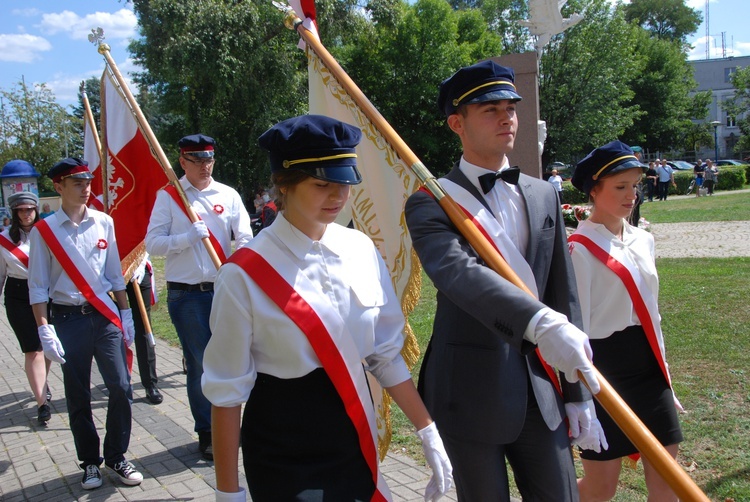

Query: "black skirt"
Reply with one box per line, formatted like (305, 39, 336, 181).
(4, 277, 41, 353)
(581, 325, 683, 461)
(241, 368, 375, 501)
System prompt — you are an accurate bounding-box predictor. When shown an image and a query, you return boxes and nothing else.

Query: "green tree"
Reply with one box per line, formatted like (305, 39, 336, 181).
(129, 0, 313, 199)
(680, 90, 714, 155)
(539, 0, 643, 165)
(0, 80, 80, 190)
(726, 67, 750, 154)
(623, 0, 702, 44)
(619, 29, 698, 153)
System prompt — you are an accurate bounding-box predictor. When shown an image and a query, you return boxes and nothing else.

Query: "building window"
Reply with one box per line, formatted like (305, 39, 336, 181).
(726, 113, 736, 127)
(725, 67, 737, 83)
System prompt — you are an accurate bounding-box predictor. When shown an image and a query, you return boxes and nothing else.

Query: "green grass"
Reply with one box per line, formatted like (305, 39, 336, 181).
(640, 190, 750, 223)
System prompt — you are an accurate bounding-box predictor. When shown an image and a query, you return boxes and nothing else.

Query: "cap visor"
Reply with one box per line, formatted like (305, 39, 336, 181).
(465, 89, 523, 104)
(67, 172, 95, 180)
(308, 166, 362, 185)
(610, 159, 647, 174)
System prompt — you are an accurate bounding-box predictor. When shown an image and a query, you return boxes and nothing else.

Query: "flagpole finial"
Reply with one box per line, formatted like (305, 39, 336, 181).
(271, 1, 302, 30)
(88, 27, 110, 53)
(79, 80, 86, 95)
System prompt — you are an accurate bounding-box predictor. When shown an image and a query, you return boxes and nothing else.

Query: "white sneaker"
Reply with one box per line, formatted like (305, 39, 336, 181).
(81, 464, 102, 490)
(108, 460, 143, 486)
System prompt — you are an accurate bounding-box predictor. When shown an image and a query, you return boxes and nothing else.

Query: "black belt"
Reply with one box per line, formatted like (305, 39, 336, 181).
(167, 281, 214, 292)
(51, 302, 96, 315)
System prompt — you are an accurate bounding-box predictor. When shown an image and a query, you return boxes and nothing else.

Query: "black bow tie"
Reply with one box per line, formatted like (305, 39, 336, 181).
(478, 166, 521, 193)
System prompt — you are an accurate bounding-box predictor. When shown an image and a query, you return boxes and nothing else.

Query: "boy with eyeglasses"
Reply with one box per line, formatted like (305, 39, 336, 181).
(146, 134, 253, 460)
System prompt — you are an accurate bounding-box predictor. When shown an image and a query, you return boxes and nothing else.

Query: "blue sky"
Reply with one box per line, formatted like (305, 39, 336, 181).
(0, 0, 748, 109)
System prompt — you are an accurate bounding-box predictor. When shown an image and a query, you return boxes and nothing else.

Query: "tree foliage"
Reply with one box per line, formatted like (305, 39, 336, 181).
(539, 0, 642, 165)
(0, 80, 80, 191)
(623, 0, 702, 44)
(726, 67, 750, 154)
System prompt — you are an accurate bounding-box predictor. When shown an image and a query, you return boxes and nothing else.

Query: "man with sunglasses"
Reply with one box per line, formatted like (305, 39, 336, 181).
(146, 134, 253, 460)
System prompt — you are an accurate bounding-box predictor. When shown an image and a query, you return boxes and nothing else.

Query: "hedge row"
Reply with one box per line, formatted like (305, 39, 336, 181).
(560, 165, 748, 204)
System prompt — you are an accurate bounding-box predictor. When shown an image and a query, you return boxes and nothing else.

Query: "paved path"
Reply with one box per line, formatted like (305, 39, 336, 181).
(0, 312, 455, 501)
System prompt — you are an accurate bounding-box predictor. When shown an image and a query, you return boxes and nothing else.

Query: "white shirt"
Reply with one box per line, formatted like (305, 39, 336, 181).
(548, 175, 563, 192)
(28, 208, 126, 306)
(459, 157, 530, 255)
(569, 219, 661, 340)
(0, 228, 30, 284)
(145, 176, 253, 283)
(201, 212, 411, 408)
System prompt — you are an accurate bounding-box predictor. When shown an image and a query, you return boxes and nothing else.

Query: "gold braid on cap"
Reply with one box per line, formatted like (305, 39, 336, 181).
(592, 155, 638, 180)
(452, 80, 516, 107)
(282, 153, 357, 169)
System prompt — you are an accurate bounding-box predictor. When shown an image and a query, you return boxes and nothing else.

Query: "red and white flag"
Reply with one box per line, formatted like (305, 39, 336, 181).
(101, 70, 169, 280)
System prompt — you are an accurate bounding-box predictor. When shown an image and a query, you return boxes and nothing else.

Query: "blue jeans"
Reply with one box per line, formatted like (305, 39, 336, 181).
(167, 289, 213, 432)
(52, 309, 132, 467)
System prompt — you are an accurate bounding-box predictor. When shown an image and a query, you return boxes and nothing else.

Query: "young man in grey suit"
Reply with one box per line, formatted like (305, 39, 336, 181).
(405, 60, 607, 501)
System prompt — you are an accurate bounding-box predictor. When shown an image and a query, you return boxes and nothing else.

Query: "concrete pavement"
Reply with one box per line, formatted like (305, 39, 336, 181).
(0, 311, 454, 501)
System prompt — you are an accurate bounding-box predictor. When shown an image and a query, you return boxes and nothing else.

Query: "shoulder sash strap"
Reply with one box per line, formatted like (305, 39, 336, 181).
(164, 184, 228, 264)
(568, 233, 671, 387)
(228, 245, 391, 502)
(0, 232, 29, 269)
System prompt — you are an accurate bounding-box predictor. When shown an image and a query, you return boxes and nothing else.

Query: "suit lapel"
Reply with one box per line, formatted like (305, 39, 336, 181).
(445, 164, 492, 213)
(516, 175, 539, 264)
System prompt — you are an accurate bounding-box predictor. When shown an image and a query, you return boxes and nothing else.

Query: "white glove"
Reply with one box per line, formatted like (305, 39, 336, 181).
(673, 391, 685, 413)
(215, 487, 246, 502)
(416, 422, 453, 501)
(187, 220, 210, 244)
(132, 261, 147, 284)
(532, 312, 600, 394)
(565, 400, 608, 453)
(38, 324, 66, 364)
(119, 309, 136, 347)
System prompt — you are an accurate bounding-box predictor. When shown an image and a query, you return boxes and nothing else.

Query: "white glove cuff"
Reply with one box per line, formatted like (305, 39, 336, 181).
(416, 422, 438, 442)
(215, 487, 246, 502)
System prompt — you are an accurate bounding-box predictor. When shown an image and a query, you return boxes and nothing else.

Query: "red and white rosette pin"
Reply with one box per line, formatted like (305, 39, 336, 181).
(213, 204, 224, 214)
(97, 239, 108, 250)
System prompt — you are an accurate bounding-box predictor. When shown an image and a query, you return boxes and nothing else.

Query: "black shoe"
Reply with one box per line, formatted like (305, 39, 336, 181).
(37, 403, 51, 423)
(144, 385, 163, 405)
(107, 460, 143, 486)
(81, 464, 103, 490)
(198, 430, 213, 461)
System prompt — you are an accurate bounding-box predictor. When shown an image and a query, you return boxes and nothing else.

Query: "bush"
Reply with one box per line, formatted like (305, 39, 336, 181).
(561, 181, 588, 204)
(670, 166, 746, 194)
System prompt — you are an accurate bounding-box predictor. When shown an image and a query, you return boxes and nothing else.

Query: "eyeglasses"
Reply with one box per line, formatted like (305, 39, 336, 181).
(182, 156, 215, 166)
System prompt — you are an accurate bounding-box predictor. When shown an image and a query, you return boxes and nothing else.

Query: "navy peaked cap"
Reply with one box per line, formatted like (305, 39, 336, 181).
(572, 140, 645, 194)
(48, 157, 93, 183)
(438, 60, 522, 116)
(258, 114, 362, 185)
(179, 134, 215, 158)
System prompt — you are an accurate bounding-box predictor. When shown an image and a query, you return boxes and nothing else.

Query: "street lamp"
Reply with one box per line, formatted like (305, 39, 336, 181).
(710, 120, 721, 162)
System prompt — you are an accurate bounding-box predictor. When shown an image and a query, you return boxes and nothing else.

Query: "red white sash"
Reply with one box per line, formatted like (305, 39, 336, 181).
(35, 216, 133, 371)
(0, 231, 29, 269)
(164, 184, 228, 264)
(568, 231, 671, 387)
(228, 241, 391, 501)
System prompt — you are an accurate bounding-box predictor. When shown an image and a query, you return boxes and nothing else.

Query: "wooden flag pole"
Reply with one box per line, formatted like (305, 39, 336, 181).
(280, 7, 708, 501)
(93, 38, 222, 270)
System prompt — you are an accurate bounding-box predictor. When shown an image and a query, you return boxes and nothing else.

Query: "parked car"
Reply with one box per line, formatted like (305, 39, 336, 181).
(716, 159, 746, 166)
(666, 160, 694, 171)
(543, 161, 573, 180)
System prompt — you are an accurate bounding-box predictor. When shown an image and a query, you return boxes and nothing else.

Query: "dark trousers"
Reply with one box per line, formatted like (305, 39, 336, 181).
(125, 269, 158, 388)
(51, 308, 132, 467)
(658, 181, 670, 200)
(441, 394, 578, 502)
(646, 179, 655, 201)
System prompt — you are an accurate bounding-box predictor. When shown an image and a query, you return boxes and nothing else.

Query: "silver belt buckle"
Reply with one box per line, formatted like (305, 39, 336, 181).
(81, 304, 94, 315)
(199, 282, 212, 292)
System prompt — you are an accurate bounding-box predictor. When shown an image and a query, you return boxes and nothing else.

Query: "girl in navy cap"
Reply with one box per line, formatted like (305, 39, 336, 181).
(202, 115, 452, 501)
(0, 187, 52, 424)
(569, 141, 683, 501)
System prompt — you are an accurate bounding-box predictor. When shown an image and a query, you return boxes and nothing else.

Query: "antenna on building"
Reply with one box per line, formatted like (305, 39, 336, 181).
(705, 0, 709, 59)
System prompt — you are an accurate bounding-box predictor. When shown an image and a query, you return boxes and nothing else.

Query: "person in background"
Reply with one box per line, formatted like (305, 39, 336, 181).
(547, 169, 564, 203)
(28, 157, 142, 490)
(203, 114, 453, 501)
(704, 159, 718, 195)
(645, 161, 657, 202)
(125, 254, 163, 404)
(405, 60, 604, 501)
(626, 146, 644, 226)
(146, 134, 253, 461)
(0, 191, 52, 424)
(693, 160, 706, 198)
(40, 203, 55, 219)
(655, 158, 676, 201)
(569, 141, 683, 502)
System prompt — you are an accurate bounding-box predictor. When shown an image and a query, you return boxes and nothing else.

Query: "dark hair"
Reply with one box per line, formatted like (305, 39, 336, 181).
(269, 170, 312, 211)
(9, 207, 39, 244)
